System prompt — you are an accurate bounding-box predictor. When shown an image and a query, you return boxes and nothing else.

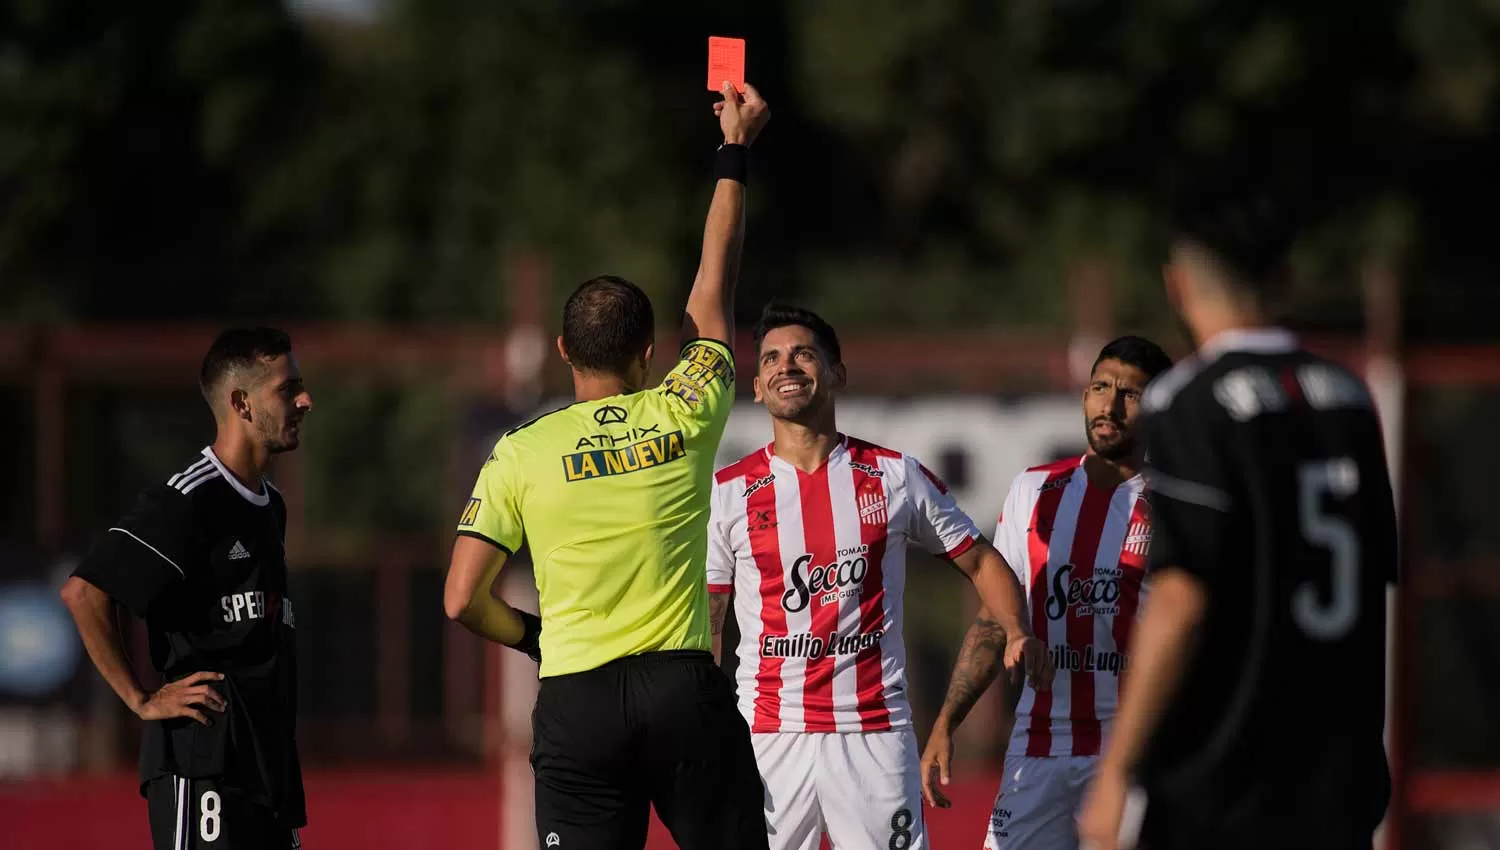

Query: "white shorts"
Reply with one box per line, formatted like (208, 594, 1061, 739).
(752, 729, 926, 850)
(983, 756, 1097, 850)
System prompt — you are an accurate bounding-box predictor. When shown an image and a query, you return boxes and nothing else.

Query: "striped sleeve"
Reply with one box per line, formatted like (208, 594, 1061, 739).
(907, 456, 980, 560)
(706, 477, 735, 593)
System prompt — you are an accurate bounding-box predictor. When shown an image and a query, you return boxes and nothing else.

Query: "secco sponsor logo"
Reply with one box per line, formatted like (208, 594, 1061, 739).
(1045, 563, 1125, 620)
(781, 546, 870, 613)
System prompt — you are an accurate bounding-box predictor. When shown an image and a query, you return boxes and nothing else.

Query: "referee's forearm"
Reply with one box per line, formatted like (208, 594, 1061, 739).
(699, 177, 746, 288)
(682, 177, 745, 343)
(452, 595, 526, 646)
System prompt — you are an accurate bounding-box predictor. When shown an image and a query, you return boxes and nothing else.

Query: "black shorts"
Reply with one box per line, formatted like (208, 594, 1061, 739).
(531, 649, 767, 850)
(146, 775, 300, 850)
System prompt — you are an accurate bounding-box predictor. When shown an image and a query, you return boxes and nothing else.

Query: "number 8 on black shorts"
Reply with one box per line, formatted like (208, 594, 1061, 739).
(147, 775, 300, 850)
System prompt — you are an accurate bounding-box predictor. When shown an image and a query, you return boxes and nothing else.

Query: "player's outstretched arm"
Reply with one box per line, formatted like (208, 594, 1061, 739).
(1079, 568, 1206, 850)
(921, 608, 1015, 809)
(60, 577, 226, 725)
(443, 536, 542, 662)
(679, 82, 769, 349)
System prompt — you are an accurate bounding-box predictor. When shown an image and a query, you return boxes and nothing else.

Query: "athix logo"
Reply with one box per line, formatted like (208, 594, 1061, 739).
(1044, 563, 1123, 620)
(592, 405, 627, 425)
(781, 547, 869, 613)
(545, 832, 560, 848)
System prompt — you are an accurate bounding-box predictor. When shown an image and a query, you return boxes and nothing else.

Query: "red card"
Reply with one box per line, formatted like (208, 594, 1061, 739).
(707, 36, 746, 93)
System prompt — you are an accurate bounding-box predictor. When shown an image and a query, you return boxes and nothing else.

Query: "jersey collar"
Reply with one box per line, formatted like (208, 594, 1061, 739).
(201, 446, 271, 506)
(1199, 327, 1298, 357)
(763, 433, 849, 472)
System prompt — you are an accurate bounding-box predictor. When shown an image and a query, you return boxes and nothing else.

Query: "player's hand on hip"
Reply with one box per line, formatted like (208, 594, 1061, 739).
(919, 724, 954, 808)
(1005, 634, 1054, 691)
(715, 82, 770, 147)
(137, 671, 227, 726)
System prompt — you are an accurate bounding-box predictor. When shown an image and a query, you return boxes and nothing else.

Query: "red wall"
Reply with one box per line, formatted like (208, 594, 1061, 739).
(1, 770, 1002, 850)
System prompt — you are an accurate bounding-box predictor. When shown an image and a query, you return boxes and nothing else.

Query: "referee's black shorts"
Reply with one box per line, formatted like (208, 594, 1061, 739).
(530, 649, 768, 850)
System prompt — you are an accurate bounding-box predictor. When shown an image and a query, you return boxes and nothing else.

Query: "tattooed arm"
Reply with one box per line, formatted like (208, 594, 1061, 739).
(709, 591, 731, 664)
(943, 609, 1017, 728)
(920, 608, 1019, 807)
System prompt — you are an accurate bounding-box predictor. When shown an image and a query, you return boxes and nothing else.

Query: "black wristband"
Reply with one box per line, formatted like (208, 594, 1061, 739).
(715, 143, 749, 184)
(512, 610, 543, 662)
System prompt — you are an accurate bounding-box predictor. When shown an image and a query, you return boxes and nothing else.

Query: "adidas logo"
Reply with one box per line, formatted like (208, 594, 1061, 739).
(227, 540, 251, 561)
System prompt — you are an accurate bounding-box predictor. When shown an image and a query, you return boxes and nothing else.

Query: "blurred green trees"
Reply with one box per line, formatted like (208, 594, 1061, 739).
(2, 0, 1498, 334)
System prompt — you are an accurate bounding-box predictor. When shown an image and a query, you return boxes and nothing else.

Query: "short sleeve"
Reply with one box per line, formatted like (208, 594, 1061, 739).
(1141, 396, 1235, 581)
(907, 456, 981, 560)
(993, 477, 1030, 584)
(656, 339, 736, 439)
(705, 481, 735, 593)
(458, 438, 526, 554)
(72, 485, 193, 617)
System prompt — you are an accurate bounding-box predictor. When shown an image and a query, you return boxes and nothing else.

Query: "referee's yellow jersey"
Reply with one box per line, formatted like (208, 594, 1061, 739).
(458, 339, 736, 678)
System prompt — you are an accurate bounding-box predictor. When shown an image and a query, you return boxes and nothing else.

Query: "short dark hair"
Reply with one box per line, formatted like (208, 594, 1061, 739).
(1170, 179, 1301, 296)
(1093, 335, 1173, 381)
(561, 276, 655, 374)
(200, 327, 293, 402)
(752, 302, 842, 364)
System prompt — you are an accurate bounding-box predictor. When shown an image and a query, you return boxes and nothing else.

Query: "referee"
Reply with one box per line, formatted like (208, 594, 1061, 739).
(61, 328, 314, 850)
(1078, 189, 1399, 850)
(443, 82, 771, 850)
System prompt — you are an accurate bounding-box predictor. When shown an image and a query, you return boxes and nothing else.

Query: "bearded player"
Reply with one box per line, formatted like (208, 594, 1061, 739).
(706, 302, 1053, 850)
(919, 335, 1172, 850)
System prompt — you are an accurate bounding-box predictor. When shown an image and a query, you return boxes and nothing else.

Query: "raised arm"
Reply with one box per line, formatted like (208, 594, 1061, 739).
(680, 82, 770, 348)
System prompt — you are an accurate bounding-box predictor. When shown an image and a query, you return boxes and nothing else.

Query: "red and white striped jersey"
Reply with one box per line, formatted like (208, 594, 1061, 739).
(996, 456, 1151, 759)
(707, 435, 980, 733)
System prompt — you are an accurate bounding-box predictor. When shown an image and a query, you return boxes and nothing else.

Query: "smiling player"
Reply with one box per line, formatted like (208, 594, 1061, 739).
(707, 302, 1052, 850)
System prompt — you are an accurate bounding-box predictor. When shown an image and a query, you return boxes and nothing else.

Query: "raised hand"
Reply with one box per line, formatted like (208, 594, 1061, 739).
(714, 82, 770, 147)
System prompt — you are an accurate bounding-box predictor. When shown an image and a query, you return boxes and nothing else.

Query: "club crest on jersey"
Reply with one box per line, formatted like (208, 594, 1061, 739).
(1123, 520, 1152, 556)
(857, 490, 887, 526)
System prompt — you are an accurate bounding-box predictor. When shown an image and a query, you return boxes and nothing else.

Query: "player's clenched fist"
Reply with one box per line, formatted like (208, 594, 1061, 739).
(714, 82, 769, 147)
(136, 670, 227, 726)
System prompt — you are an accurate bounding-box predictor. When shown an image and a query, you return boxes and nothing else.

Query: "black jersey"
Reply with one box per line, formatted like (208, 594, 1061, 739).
(73, 448, 305, 829)
(1135, 329, 1396, 849)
